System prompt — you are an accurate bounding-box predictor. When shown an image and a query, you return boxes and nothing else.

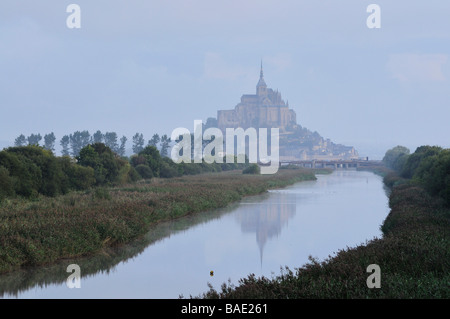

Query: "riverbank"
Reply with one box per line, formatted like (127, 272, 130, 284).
(0, 168, 317, 274)
(198, 172, 450, 299)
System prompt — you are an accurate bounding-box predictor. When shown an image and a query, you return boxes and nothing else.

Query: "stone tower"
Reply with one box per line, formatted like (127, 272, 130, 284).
(256, 61, 267, 97)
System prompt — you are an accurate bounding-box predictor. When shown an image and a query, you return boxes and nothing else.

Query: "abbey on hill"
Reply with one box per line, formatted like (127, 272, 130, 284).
(217, 62, 297, 133)
(213, 63, 358, 161)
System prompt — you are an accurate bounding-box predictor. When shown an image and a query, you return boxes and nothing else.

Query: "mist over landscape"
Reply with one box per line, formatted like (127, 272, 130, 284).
(1, 1, 449, 159)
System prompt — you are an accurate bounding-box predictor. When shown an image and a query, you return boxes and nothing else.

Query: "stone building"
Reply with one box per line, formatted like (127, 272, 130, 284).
(217, 63, 297, 133)
(215, 63, 358, 161)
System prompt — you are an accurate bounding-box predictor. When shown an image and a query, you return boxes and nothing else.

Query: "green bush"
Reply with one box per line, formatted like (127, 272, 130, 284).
(127, 166, 141, 182)
(135, 164, 153, 179)
(138, 146, 161, 177)
(0, 165, 15, 201)
(0, 147, 42, 197)
(67, 164, 96, 190)
(401, 145, 443, 179)
(159, 159, 180, 178)
(243, 164, 260, 175)
(77, 143, 120, 185)
(382, 145, 410, 172)
(130, 154, 148, 167)
(383, 146, 450, 207)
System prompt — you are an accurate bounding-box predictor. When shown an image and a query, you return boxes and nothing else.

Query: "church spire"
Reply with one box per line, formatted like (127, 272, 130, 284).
(260, 60, 264, 80)
(257, 60, 267, 95)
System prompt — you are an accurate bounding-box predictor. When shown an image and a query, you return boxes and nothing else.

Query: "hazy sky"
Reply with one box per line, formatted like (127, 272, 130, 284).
(1, 1, 449, 159)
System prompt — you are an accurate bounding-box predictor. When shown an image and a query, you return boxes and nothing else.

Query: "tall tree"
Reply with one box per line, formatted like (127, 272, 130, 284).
(69, 130, 91, 156)
(92, 130, 103, 144)
(14, 134, 26, 147)
(160, 134, 171, 157)
(132, 133, 145, 154)
(382, 145, 410, 172)
(148, 134, 160, 148)
(104, 132, 119, 154)
(27, 133, 42, 146)
(43, 132, 56, 152)
(60, 135, 70, 156)
(118, 136, 127, 157)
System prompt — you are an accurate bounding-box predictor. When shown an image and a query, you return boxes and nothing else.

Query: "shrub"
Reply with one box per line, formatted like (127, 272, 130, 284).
(130, 155, 148, 167)
(383, 172, 408, 188)
(159, 159, 180, 178)
(0, 165, 15, 201)
(67, 164, 96, 190)
(77, 143, 120, 185)
(135, 164, 153, 179)
(0, 148, 42, 197)
(128, 166, 141, 182)
(243, 164, 260, 175)
(382, 145, 410, 172)
(138, 146, 161, 177)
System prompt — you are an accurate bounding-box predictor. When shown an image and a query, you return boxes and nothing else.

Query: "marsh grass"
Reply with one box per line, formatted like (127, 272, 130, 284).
(0, 169, 316, 274)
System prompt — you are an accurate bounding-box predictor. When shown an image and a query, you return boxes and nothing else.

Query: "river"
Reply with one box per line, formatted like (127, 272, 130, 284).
(0, 170, 389, 299)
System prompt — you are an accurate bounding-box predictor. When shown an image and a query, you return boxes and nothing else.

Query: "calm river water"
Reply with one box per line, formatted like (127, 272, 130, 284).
(1, 170, 389, 299)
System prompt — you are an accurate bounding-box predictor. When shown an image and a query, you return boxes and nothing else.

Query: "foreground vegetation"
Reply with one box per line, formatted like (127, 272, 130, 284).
(0, 168, 317, 274)
(197, 145, 450, 299)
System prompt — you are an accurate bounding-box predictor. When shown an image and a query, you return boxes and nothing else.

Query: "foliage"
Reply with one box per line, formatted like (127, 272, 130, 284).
(14, 134, 26, 147)
(160, 134, 171, 157)
(118, 136, 127, 157)
(135, 164, 153, 179)
(412, 149, 450, 206)
(103, 132, 119, 154)
(60, 135, 70, 156)
(69, 130, 91, 156)
(242, 163, 260, 174)
(76, 143, 121, 186)
(382, 145, 410, 171)
(43, 133, 56, 152)
(383, 145, 450, 207)
(159, 157, 181, 178)
(27, 133, 42, 146)
(0, 145, 96, 199)
(137, 146, 162, 178)
(148, 134, 160, 148)
(132, 133, 145, 154)
(0, 166, 14, 201)
(401, 146, 443, 179)
(92, 130, 104, 144)
(58, 157, 95, 191)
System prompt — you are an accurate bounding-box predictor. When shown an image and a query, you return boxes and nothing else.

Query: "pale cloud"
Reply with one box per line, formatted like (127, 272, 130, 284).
(387, 53, 448, 82)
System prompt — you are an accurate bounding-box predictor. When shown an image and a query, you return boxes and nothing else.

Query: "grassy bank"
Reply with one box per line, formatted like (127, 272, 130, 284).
(0, 169, 316, 274)
(198, 175, 449, 299)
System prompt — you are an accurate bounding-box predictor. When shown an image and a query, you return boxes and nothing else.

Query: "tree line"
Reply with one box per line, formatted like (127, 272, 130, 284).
(382, 145, 450, 206)
(1, 140, 248, 202)
(13, 131, 172, 157)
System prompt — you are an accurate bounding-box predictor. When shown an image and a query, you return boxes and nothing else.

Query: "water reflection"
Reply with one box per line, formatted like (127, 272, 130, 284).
(0, 202, 239, 297)
(235, 193, 296, 266)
